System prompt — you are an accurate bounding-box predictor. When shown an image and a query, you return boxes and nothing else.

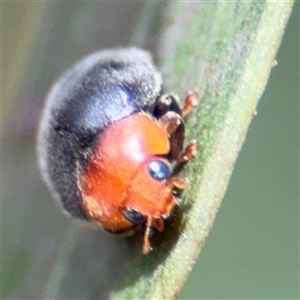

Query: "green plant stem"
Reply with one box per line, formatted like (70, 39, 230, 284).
(112, 2, 294, 299)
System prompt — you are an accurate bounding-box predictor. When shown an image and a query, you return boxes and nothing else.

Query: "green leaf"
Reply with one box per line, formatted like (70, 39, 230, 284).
(111, 2, 294, 299)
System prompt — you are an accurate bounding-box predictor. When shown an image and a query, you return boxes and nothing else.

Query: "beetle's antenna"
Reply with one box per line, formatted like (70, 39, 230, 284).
(143, 217, 153, 254)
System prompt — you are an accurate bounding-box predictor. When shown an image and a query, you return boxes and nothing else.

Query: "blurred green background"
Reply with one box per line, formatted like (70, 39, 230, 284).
(2, 2, 299, 299)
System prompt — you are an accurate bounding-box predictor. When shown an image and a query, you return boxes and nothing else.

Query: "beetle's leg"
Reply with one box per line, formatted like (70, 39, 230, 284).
(171, 140, 197, 176)
(158, 111, 184, 161)
(181, 91, 198, 117)
(167, 174, 189, 200)
(180, 139, 197, 162)
(168, 175, 188, 190)
(158, 91, 197, 162)
(154, 93, 182, 117)
(159, 111, 181, 135)
(155, 91, 198, 117)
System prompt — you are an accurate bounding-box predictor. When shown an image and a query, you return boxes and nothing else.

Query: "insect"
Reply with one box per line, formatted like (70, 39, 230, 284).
(37, 48, 196, 254)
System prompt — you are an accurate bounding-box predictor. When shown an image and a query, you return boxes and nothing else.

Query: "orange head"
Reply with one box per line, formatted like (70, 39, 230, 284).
(79, 112, 183, 253)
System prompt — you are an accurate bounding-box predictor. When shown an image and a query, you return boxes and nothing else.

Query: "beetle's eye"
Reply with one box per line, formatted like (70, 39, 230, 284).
(147, 160, 171, 181)
(123, 208, 145, 224)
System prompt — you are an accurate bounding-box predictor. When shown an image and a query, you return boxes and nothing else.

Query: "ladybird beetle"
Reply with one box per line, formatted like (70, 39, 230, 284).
(37, 48, 196, 254)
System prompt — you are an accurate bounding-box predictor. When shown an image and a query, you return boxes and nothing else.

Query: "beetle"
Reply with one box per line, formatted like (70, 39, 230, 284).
(37, 48, 196, 254)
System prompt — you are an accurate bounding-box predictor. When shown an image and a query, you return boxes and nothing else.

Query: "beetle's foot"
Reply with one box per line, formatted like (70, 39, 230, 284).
(180, 140, 197, 162)
(169, 175, 189, 190)
(182, 91, 198, 117)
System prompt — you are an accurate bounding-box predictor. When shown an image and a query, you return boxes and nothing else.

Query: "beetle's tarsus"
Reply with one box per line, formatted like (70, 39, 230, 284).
(181, 91, 198, 117)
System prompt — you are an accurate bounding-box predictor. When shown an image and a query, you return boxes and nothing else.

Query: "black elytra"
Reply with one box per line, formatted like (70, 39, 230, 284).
(37, 48, 185, 220)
